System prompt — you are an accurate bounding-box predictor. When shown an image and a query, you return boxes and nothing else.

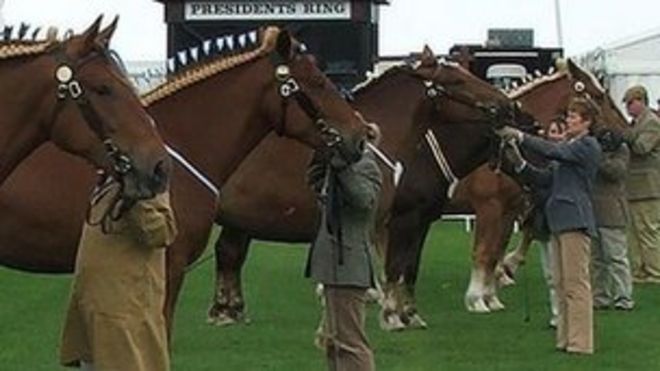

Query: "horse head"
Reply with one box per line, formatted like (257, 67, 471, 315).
(34, 16, 170, 200)
(566, 58, 628, 132)
(263, 27, 366, 164)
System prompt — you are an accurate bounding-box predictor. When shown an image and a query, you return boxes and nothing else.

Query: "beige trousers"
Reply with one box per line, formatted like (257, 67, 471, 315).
(628, 199, 660, 282)
(550, 231, 593, 354)
(317, 285, 374, 371)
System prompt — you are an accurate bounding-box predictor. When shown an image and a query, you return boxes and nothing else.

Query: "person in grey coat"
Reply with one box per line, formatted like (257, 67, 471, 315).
(498, 98, 602, 355)
(306, 126, 382, 371)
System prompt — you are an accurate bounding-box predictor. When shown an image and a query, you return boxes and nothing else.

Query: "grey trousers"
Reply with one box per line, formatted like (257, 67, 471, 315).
(592, 227, 634, 308)
(317, 285, 375, 371)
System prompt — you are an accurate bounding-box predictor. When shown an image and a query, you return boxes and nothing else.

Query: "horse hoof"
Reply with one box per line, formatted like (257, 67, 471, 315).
(486, 296, 505, 311)
(379, 312, 406, 332)
(498, 272, 516, 287)
(408, 313, 428, 329)
(466, 298, 491, 313)
(207, 313, 237, 327)
(365, 288, 383, 304)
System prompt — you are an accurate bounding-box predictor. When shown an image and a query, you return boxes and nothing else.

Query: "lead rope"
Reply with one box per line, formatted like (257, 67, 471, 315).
(424, 130, 459, 198)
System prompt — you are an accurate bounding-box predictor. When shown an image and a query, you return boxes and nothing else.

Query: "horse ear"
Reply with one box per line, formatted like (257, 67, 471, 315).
(80, 15, 103, 53)
(420, 45, 437, 68)
(276, 29, 292, 61)
(96, 15, 119, 49)
(566, 58, 580, 76)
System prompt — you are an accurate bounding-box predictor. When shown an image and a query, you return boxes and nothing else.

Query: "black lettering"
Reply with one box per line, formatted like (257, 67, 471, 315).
(285, 4, 296, 14)
(321, 4, 333, 13)
(190, 4, 202, 15)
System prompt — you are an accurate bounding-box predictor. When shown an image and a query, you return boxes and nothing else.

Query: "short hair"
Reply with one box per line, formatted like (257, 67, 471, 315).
(568, 97, 597, 123)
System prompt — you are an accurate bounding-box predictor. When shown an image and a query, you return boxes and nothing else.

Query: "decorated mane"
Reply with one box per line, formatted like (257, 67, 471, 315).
(506, 70, 566, 99)
(0, 24, 58, 60)
(141, 27, 280, 106)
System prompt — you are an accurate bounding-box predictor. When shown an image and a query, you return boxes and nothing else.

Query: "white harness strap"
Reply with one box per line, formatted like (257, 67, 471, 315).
(365, 142, 405, 187)
(165, 144, 220, 197)
(424, 129, 459, 199)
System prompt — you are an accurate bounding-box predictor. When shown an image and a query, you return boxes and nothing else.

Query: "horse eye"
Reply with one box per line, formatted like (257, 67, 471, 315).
(94, 85, 113, 96)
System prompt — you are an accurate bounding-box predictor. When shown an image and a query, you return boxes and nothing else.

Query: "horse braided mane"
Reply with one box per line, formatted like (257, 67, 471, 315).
(141, 27, 280, 106)
(506, 70, 567, 99)
(0, 26, 58, 60)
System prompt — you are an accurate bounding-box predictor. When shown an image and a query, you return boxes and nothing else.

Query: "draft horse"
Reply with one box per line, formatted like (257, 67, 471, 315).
(201, 48, 533, 328)
(425, 59, 629, 318)
(0, 26, 366, 337)
(0, 16, 169, 200)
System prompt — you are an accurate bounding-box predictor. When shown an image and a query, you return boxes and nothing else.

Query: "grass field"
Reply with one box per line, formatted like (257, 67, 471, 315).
(1, 221, 659, 370)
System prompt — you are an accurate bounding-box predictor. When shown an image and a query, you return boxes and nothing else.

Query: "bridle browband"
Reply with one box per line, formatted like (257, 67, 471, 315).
(50, 44, 133, 177)
(270, 52, 343, 149)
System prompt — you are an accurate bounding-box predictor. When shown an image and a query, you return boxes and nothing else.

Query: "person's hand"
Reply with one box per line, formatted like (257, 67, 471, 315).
(502, 141, 527, 172)
(495, 126, 524, 143)
(596, 129, 624, 152)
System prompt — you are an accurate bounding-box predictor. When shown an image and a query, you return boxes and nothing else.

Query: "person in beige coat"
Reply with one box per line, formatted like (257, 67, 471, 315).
(60, 176, 177, 371)
(621, 85, 660, 284)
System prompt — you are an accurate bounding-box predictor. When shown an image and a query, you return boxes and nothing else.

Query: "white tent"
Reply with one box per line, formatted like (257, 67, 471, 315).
(578, 27, 660, 117)
(0, 0, 5, 29)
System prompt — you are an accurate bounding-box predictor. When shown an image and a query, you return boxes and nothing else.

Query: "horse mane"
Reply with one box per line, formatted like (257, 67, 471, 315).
(141, 27, 280, 106)
(352, 63, 412, 97)
(506, 70, 566, 99)
(0, 24, 58, 60)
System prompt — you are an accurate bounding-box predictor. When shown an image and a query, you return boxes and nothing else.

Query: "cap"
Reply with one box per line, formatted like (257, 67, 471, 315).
(623, 85, 648, 104)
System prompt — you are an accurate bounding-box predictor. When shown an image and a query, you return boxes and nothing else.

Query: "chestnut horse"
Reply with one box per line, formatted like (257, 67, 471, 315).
(450, 59, 629, 315)
(0, 27, 366, 336)
(202, 48, 533, 327)
(0, 16, 169, 199)
(371, 59, 630, 330)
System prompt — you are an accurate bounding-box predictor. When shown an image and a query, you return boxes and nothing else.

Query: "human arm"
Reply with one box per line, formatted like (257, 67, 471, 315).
(335, 151, 382, 211)
(126, 191, 178, 249)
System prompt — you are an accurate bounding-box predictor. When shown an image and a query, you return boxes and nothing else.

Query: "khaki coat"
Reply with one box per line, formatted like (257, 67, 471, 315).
(60, 186, 177, 371)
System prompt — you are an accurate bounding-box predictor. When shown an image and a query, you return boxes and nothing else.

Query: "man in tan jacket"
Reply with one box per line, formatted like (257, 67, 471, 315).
(60, 176, 177, 371)
(622, 85, 660, 284)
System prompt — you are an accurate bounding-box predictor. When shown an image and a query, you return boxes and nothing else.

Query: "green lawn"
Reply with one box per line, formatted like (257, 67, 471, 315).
(1, 221, 659, 370)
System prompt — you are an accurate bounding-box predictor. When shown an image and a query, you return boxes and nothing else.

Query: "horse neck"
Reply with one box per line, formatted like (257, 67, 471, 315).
(515, 77, 570, 125)
(148, 59, 274, 194)
(0, 59, 51, 185)
(353, 73, 428, 165)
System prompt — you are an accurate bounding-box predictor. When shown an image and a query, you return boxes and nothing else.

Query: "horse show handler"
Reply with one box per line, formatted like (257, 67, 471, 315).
(498, 98, 602, 355)
(306, 123, 382, 371)
(60, 175, 177, 371)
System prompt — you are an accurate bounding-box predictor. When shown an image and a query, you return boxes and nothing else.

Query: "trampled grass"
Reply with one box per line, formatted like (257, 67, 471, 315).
(1, 221, 659, 370)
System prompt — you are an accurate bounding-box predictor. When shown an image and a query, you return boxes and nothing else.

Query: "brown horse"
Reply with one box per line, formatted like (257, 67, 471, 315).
(202, 48, 533, 327)
(442, 58, 629, 315)
(0, 16, 169, 199)
(0, 27, 367, 336)
(375, 58, 631, 329)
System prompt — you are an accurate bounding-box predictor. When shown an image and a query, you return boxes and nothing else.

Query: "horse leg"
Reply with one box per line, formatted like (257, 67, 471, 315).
(499, 225, 535, 285)
(380, 211, 429, 331)
(482, 211, 518, 312)
(465, 200, 507, 313)
(207, 227, 251, 326)
(164, 250, 189, 342)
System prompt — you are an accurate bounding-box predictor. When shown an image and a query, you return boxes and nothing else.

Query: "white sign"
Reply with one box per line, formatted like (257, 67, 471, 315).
(185, 1, 352, 21)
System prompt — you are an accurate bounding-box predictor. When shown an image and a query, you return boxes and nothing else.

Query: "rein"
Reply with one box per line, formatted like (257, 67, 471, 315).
(49, 45, 133, 178)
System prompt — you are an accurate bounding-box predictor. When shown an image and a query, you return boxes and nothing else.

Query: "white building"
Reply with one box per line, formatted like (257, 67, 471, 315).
(578, 27, 660, 116)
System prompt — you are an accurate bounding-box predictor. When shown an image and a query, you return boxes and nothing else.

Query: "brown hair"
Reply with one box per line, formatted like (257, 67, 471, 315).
(567, 97, 597, 124)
